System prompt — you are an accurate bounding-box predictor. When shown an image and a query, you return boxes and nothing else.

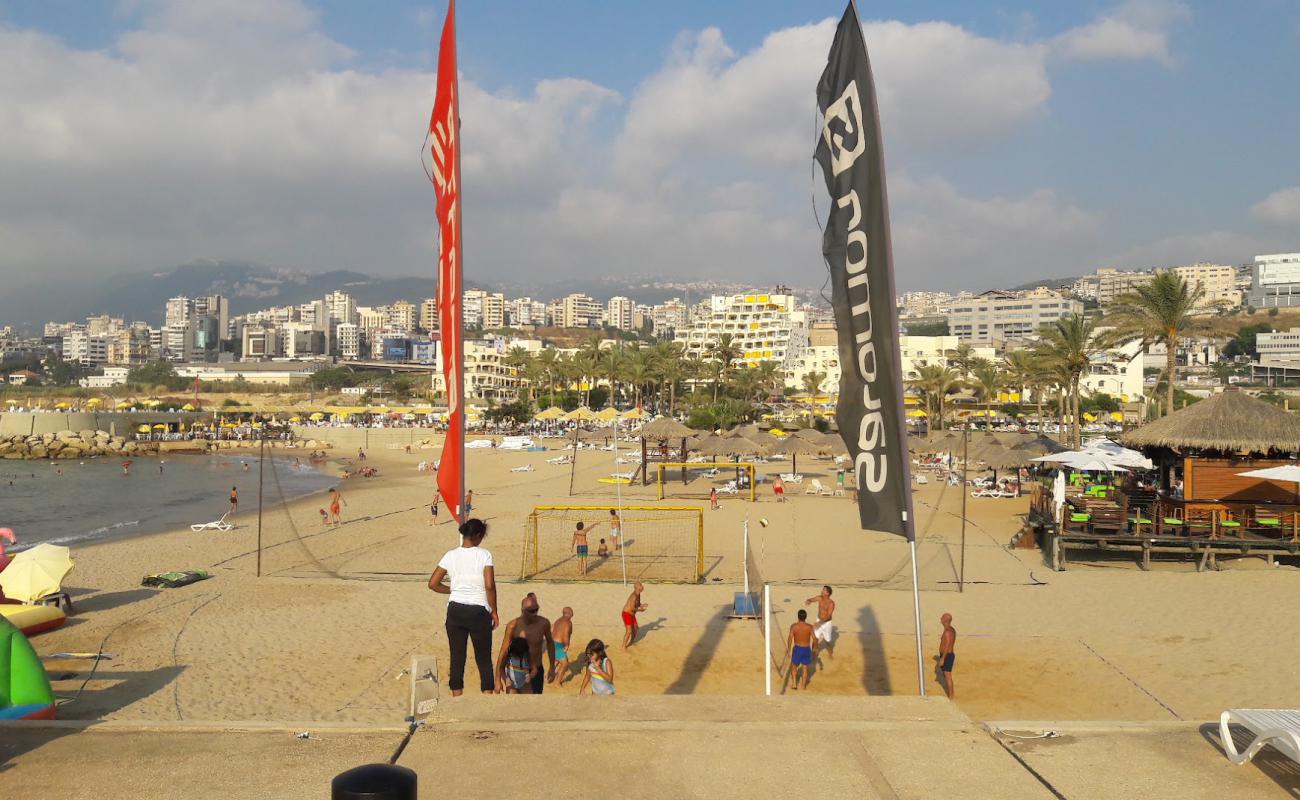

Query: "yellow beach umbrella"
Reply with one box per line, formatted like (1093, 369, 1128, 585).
(564, 406, 596, 422)
(309, 412, 325, 421)
(116, 400, 132, 409)
(618, 408, 645, 420)
(152, 423, 167, 429)
(289, 416, 302, 422)
(136, 424, 151, 433)
(594, 407, 619, 422)
(85, 398, 102, 407)
(181, 403, 196, 411)
(53, 402, 70, 410)
(535, 406, 566, 420)
(0, 543, 74, 603)
(906, 409, 928, 418)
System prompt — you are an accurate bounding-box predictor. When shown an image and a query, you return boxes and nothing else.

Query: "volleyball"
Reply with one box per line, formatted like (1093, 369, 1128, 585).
(758, 518, 769, 527)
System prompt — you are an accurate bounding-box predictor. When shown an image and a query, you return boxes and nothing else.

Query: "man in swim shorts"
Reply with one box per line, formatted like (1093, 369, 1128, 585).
(572, 520, 598, 576)
(787, 609, 816, 690)
(805, 585, 836, 660)
(937, 612, 957, 699)
(549, 606, 574, 685)
(622, 582, 647, 649)
(494, 592, 555, 695)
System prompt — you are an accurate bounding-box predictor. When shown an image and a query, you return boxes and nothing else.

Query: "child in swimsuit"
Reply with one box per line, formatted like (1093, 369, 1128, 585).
(500, 637, 533, 694)
(580, 639, 615, 696)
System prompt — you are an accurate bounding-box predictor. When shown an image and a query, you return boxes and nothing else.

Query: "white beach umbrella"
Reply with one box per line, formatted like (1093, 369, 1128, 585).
(1236, 464, 1300, 483)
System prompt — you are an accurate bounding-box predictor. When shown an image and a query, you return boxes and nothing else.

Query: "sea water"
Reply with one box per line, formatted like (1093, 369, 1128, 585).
(0, 453, 337, 550)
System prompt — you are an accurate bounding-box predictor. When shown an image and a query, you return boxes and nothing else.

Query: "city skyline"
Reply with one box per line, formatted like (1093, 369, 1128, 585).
(1, 1, 1297, 293)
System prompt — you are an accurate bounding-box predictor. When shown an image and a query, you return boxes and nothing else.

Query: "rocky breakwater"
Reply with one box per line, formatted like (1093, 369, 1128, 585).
(0, 430, 151, 460)
(0, 433, 334, 460)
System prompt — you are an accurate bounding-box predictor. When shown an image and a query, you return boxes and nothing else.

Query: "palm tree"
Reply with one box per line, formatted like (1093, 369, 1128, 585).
(707, 333, 742, 401)
(910, 364, 961, 431)
(651, 341, 686, 414)
(623, 346, 653, 409)
(600, 346, 625, 408)
(537, 349, 559, 405)
(950, 342, 976, 378)
(1034, 313, 1112, 447)
(1003, 348, 1046, 433)
(801, 370, 827, 397)
(970, 360, 1005, 417)
(1105, 270, 1207, 417)
(755, 361, 783, 404)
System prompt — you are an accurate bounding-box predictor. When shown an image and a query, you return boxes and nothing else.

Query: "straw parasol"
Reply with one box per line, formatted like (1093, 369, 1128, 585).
(771, 435, 826, 474)
(969, 443, 1027, 470)
(534, 406, 566, 421)
(638, 416, 695, 440)
(1120, 388, 1300, 455)
(1011, 434, 1068, 457)
(594, 407, 620, 424)
(694, 435, 740, 457)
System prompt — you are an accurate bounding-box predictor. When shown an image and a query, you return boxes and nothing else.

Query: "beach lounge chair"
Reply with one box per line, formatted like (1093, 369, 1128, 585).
(719, 481, 739, 495)
(190, 513, 233, 532)
(807, 479, 827, 495)
(703, 467, 719, 478)
(780, 473, 802, 484)
(913, 474, 928, 486)
(509, 464, 535, 473)
(1219, 708, 1300, 766)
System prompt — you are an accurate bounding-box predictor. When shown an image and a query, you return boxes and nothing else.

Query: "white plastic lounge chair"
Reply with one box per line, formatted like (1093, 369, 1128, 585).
(510, 464, 535, 473)
(805, 479, 822, 495)
(719, 481, 739, 495)
(914, 474, 929, 485)
(780, 473, 802, 484)
(611, 471, 635, 480)
(703, 467, 719, 478)
(1220, 709, 1300, 766)
(191, 513, 233, 532)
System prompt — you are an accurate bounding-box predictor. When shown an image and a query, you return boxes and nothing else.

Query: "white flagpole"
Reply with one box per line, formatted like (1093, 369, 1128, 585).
(764, 583, 772, 697)
(742, 517, 750, 597)
(909, 534, 924, 696)
(615, 416, 627, 586)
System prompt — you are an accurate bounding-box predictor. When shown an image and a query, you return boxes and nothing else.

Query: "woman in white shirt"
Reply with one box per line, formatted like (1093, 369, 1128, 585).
(428, 518, 499, 695)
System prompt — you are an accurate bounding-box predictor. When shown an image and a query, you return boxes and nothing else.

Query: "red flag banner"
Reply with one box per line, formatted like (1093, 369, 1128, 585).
(429, 1, 465, 521)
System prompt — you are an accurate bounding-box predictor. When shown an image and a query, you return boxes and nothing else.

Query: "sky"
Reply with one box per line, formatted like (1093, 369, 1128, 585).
(0, 0, 1297, 293)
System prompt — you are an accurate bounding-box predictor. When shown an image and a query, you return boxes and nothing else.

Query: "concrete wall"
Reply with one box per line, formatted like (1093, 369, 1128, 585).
(0, 412, 205, 437)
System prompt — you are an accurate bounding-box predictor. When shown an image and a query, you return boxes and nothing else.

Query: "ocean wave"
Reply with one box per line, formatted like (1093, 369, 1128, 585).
(8, 520, 141, 551)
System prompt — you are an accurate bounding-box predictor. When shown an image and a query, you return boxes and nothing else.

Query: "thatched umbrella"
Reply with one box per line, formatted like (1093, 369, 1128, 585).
(993, 431, 1031, 447)
(1120, 388, 1300, 455)
(1011, 434, 1068, 457)
(791, 427, 824, 442)
(970, 443, 1027, 470)
(694, 435, 739, 457)
(637, 416, 696, 485)
(772, 435, 826, 475)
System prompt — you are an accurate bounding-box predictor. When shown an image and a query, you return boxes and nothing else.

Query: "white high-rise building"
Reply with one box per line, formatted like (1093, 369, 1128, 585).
(335, 323, 361, 360)
(1248, 253, 1300, 308)
(165, 296, 192, 329)
(506, 297, 547, 327)
(606, 296, 635, 330)
(560, 294, 602, 328)
(193, 295, 229, 340)
(387, 301, 417, 333)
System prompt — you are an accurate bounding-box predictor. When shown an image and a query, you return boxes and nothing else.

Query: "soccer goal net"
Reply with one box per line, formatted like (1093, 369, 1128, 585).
(521, 505, 704, 583)
(655, 462, 756, 502)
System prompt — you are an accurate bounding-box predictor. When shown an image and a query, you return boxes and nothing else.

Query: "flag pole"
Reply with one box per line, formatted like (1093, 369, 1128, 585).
(451, 4, 466, 523)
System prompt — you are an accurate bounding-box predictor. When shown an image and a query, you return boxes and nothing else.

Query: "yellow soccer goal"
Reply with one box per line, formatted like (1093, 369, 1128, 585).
(521, 505, 704, 583)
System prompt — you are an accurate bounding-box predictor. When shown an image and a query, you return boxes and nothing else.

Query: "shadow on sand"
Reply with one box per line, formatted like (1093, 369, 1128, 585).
(857, 606, 892, 695)
(664, 606, 731, 695)
(0, 665, 185, 776)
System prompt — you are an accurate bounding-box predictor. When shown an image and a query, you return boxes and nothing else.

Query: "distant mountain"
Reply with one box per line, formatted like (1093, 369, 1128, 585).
(1007, 275, 1078, 292)
(0, 261, 471, 333)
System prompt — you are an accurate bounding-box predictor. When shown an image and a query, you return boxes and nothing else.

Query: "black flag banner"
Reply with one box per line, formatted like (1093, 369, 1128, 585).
(815, 3, 915, 540)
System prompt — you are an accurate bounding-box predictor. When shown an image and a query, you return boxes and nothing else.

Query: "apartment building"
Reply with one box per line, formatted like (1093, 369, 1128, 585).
(1095, 269, 1154, 304)
(676, 292, 808, 371)
(1170, 263, 1239, 310)
(1248, 253, 1300, 308)
(947, 288, 1081, 344)
(606, 296, 636, 330)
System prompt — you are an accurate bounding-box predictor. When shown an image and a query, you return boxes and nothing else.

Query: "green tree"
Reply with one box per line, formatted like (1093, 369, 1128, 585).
(126, 360, 182, 389)
(801, 370, 827, 397)
(1034, 313, 1113, 447)
(909, 364, 961, 430)
(1105, 270, 1208, 417)
(706, 333, 742, 401)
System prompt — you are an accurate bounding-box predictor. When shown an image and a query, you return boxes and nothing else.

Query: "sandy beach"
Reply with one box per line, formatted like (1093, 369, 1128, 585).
(8, 429, 1295, 729)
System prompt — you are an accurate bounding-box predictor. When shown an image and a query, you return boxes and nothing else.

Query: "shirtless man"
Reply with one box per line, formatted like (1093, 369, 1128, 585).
(572, 521, 599, 576)
(622, 582, 648, 649)
(787, 609, 817, 690)
(494, 592, 555, 695)
(549, 606, 575, 685)
(937, 613, 957, 699)
(804, 585, 836, 660)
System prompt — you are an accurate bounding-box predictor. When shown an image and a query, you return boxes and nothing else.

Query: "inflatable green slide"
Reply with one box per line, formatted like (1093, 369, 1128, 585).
(0, 615, 55, 720)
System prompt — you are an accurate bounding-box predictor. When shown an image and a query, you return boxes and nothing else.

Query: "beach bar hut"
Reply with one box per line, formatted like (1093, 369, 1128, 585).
(1120, 388, 1300, 540)
(636, 416, 694, 485)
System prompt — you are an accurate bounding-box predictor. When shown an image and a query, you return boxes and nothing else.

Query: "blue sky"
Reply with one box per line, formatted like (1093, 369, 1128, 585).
(0, 0, 1297, 292)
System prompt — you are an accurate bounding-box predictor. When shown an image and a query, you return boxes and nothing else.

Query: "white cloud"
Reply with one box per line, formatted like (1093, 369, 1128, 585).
(1054, 0, 1190, 65)
(1251, 187, 1300, 225)
(0, 1, 1198, 295)
(1102, 230, 1271, 270)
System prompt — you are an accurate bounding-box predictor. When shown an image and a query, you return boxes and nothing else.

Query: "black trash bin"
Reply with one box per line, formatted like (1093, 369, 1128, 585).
(332, 764, 417, 799)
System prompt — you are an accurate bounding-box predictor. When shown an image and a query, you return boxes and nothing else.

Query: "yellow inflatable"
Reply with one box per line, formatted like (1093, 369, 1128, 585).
(0, 603, 67, 636)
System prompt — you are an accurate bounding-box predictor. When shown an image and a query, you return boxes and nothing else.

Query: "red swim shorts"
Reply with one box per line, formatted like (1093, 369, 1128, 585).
(621, 611, 636, 627)
(774, 486, 784, 495)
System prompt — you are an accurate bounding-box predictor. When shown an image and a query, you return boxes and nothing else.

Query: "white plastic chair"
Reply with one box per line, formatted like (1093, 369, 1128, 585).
(807, 479, 826, 495)
(190, 513, 233, 532)
(1220, 708, 1300, 766)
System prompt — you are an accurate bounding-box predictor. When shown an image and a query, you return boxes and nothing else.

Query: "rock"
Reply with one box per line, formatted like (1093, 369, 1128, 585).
(46, 440, 65, 453)
(3, 452, 23, 459)
(41, 433, 55, 444)
(0, 442, 10, 455)
(78, 429, 96, 441)
(58, 448, 81, 459)
(29, 446, 47, 459)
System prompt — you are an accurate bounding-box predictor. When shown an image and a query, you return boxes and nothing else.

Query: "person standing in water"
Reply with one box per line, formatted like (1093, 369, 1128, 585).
(229, 486, 238, 515)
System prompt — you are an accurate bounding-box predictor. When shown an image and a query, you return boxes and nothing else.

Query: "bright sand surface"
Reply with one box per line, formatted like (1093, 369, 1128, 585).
(16, 428, 1300, 727)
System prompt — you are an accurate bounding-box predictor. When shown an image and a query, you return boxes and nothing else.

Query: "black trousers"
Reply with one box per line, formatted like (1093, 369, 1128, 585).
(446, 602, 494, 693)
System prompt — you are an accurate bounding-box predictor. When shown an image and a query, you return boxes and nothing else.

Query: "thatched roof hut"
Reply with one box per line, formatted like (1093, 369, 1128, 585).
(638, 416, 695, 440)
(1120, 389, 1300, 455)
